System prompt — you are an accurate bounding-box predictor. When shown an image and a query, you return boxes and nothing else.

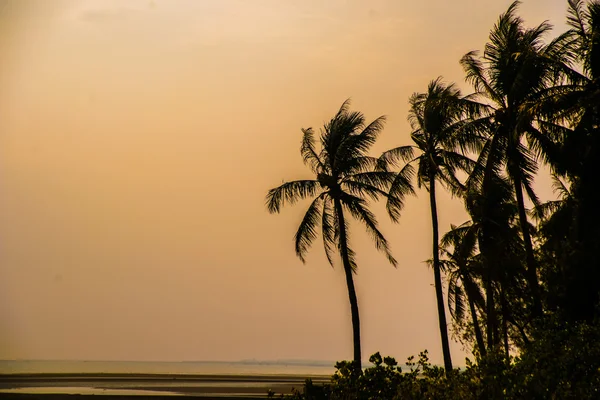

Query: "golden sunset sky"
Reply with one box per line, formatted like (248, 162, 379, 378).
(0, 0, 567, 364)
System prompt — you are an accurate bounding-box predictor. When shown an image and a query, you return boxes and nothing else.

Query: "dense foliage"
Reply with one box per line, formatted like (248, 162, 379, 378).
(267, 0, 600, 397)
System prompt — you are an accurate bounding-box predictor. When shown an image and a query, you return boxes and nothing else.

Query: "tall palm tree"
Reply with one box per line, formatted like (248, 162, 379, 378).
(266, 100, 411, 369)
(460, 0, 564, 318)
(379, 78, 484, 373)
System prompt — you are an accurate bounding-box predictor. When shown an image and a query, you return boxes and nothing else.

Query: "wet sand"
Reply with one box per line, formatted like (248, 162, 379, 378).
(0, 373, 330, 398)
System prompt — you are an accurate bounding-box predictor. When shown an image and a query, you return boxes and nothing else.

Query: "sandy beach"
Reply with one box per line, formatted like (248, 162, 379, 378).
(0, 373, 330, 399)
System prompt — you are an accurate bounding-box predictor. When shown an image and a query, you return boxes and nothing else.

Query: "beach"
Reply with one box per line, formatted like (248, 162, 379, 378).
(0, 373, 330, 398)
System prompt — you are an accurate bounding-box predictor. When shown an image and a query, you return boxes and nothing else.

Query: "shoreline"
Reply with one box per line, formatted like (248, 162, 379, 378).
(0, 372, 331, 398)
(0, 372, 330, 379)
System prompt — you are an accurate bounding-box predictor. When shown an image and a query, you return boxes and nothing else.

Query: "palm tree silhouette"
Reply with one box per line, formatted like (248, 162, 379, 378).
(460, 1, 563, 318)
(440, 222, 486, 356)
(547, 0, 600, 322)
(464, 170, 529, 352)
(379, 78, 484, 372)
(266, 100, 410, 369)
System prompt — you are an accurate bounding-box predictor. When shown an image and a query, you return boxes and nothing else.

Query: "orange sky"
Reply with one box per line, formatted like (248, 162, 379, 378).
(0, 0, 568, 364)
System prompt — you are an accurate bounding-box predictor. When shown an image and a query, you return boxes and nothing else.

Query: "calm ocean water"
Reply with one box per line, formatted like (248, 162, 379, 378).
(0, 360, 336, 376)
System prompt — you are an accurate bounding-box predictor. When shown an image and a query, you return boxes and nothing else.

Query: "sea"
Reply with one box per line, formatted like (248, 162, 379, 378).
(0, 360, 336, 396)
(0, 359, 337, 376)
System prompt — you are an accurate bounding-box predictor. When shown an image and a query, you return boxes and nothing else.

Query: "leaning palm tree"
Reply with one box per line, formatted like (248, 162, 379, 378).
(460, 0, 564, 318)
(379, 78, 484, 372)
(266, 100, 412, 369)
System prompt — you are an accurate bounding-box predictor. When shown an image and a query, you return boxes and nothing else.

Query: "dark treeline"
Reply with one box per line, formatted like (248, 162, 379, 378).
(267, 1, 600, 398)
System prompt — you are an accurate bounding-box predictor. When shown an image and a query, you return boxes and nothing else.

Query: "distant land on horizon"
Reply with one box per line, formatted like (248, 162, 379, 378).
(2, 359, 335, 365)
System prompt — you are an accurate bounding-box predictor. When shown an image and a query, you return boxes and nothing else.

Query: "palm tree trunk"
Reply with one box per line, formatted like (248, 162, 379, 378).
(500, 290, 510, 359)
(334, 198, 362, 370)
(428, 176, 453, 373)
(512, 174, 542, 318)
(483, 259, 497, 350)
(464, 278, 486, 356)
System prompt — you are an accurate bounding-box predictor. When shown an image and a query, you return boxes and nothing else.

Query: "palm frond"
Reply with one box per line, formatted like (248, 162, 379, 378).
(508, 142, 540, 207)
(335, 116, 387, 168)
(300, 128, 325, 173)
(344, 156, 380, 175)
(378, 145, 416, 169)
(442, 150, 477, 173)
(340, 192, 397, 267)
(529, 200, 563, 222)
(441, 221, 472, 250)
(437, 169, 466, 197)
(321, 101, 365, 166)
(524, 125, 560, 168)
(567, 0, 590, 41)
(461, 51, 504, 106)
(438, 151, 477, 196)
(447, 271, 467, 322)
(345, 171, 397, 189)
(294, 194, 326, 262)
(266, 180, 322, 213)
(463, 274, 486, 311)
(342, 180, 387, 202)
(387, 163, 416, 221)
(551, 174, 571, 199)
(342, 180, 408, 223)
(444, 117, 491, 155)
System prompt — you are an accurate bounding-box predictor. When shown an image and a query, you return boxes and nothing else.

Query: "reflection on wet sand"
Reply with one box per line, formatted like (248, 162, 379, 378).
(0, 373, 330, 397)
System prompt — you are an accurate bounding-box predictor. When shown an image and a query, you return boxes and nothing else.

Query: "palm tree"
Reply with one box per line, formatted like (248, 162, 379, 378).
(460, 0, 565, 318)
(548, 0, 600, 322)
(266, 100, 411, 369)
(536, 0, 600, 178)
(463, 172, 527, 352)
(531, 175, 574, 315)
(379, 78, 484, 373)
(440, 223, 486, 356)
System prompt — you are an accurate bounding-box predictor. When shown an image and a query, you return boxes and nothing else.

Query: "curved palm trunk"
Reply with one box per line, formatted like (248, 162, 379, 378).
(334, 198, 362, 370)
(512, 173, 542, 318)
(428, 176, 453, 373)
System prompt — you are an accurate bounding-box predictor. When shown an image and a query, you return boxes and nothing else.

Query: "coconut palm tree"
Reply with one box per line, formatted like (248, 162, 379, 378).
(463, 172, 528, 352)
(531, 175, 574, 316)
(554, 0, 600, 120)
(378, 78, 485, 372)
(440, 223, 487, 356)
(460, 0, 565, 318)
(536, 0, 600, 178)
(550, 0, 600, 322)
(266, 100, 412, 369)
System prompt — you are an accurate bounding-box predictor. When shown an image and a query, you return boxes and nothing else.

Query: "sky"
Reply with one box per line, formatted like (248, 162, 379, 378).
(0, 0, 570, 364)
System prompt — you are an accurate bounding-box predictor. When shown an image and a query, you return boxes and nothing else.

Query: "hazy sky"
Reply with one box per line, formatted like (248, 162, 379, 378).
(0, 0, 568, 364)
